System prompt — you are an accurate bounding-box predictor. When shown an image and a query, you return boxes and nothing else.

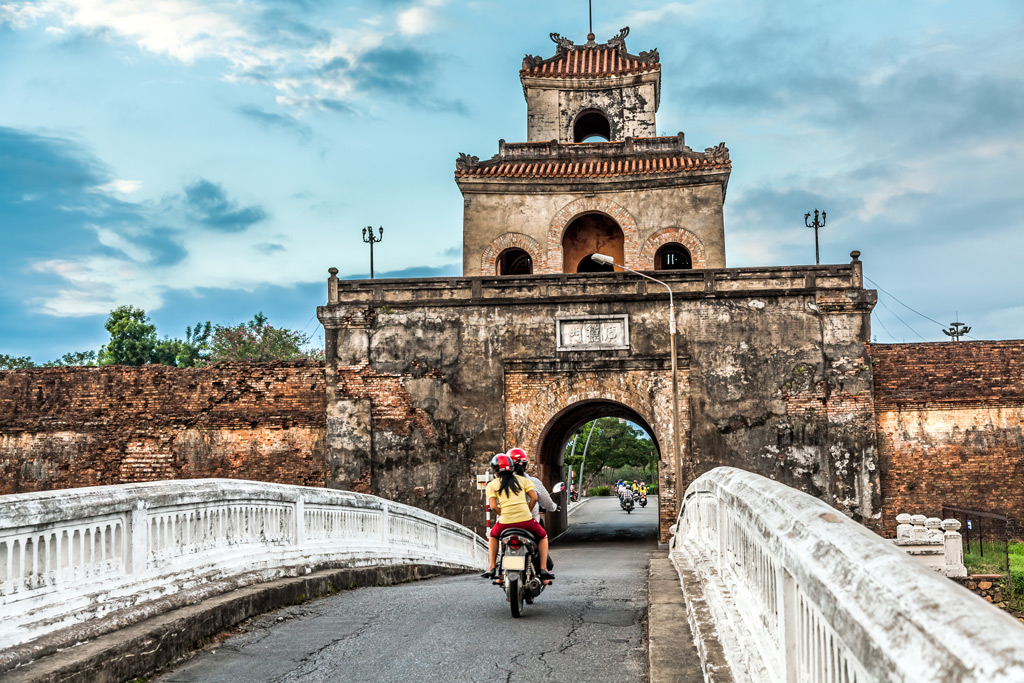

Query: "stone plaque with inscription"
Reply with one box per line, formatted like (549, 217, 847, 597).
(556, 315, 629, 351)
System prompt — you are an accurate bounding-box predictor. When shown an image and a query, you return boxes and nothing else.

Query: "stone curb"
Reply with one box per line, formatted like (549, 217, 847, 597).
(5, 563, 468, 683)
(647, 556, 707, 683)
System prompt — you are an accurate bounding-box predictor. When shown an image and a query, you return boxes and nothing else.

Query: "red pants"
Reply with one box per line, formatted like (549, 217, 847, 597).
(490, 519, 547, 539)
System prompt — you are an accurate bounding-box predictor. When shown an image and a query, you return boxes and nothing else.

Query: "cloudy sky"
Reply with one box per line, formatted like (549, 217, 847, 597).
(1, 0, 1022, 361)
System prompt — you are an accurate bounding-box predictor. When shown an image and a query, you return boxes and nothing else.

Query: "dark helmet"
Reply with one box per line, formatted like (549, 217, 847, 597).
(490, 453, 513, 473)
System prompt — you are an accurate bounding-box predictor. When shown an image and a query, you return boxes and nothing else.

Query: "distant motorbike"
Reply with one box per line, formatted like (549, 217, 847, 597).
(638, 492, 647, 508)
(495, 482, 564, 618)
(620, 490, 635, 513)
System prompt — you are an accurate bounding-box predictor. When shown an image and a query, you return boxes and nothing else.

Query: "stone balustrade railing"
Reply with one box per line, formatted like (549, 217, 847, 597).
(893, 512, 967, 578)
(670, 467, 1024, 682)
(0, 480, 487, 655)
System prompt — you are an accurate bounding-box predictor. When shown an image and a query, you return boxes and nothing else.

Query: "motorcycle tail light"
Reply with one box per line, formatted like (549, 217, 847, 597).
(508, 535, 522, 549)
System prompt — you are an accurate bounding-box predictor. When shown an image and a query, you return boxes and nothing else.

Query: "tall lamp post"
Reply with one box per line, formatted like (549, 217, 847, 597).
(362, 226, 384, 279)
(804, 209, 826, 265)
(590, 253, 682, 512)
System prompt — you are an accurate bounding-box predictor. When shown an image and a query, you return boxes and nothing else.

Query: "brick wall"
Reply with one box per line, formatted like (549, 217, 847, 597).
(872, 341, 1024, 536)
(0, 362, 327, 494)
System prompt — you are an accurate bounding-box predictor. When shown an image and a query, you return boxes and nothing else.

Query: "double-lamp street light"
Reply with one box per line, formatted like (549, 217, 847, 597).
(590, 254, 683, 509)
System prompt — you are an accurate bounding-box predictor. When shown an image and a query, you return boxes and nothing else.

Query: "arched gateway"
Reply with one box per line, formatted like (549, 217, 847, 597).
(504, 368, 685, 539)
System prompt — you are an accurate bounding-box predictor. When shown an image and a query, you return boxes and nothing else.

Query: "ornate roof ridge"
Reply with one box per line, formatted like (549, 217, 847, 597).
(521, 27, 660, 76)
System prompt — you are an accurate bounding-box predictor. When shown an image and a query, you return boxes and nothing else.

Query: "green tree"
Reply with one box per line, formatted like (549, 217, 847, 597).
(207, 312, 319, 363)
(152, 322, 211, 367)
(564, 417, 657, 488)
(0, 354, 35, 369)
(97, 305, 157, 366)
(42, 350, 97, 367)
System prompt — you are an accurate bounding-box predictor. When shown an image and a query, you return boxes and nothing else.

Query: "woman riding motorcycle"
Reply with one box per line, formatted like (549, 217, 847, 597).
(480, 453, 554, 583)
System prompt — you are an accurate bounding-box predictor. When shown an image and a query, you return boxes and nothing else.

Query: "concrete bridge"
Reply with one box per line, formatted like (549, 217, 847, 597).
(2, 471, 1023, 682)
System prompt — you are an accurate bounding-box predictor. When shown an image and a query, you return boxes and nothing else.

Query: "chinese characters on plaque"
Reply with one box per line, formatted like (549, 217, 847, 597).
(556, 315, 629, 351)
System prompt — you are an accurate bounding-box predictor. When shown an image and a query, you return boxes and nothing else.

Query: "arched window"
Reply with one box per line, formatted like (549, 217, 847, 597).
(573, 109, 612, 142)
(497, 247, 533, 275)
(655, 243, 692, 270)
(577, 254, 614, 273)
(561, 213, 624, 273)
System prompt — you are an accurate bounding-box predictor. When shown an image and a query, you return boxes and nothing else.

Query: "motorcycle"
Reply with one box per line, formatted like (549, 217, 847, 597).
(638, 492, 647, 508)
(494, 482, 564, 618)
(620, 491, 634, 513)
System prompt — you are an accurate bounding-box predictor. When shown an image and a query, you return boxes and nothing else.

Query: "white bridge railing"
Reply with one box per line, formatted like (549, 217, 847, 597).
(670, 467, 1024, 683)
(0, 479, 486, 654)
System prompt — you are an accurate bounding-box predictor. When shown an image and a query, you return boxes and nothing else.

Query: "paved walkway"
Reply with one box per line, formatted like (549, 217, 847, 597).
(154, 496, 666, 683)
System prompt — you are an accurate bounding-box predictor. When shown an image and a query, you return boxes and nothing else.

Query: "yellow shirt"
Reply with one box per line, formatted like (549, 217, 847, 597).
(486, 475, 535, 524)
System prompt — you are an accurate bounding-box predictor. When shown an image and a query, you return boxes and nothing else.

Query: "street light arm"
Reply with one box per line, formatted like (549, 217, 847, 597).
(590, 254, 675, 333)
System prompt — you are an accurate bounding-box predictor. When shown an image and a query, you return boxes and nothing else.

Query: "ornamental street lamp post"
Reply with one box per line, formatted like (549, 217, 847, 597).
(804, 209, 826, 265)
(590, 253, 682, 513)
(362, 226, 384, 279)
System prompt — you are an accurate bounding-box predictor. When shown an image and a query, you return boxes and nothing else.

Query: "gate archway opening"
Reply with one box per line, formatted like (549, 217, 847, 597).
(533, 399, 661, 539)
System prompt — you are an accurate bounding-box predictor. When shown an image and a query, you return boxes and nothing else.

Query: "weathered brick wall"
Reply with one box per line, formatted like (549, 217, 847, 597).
(0, 362, 327, 494)
(872, 341, 1024, 536)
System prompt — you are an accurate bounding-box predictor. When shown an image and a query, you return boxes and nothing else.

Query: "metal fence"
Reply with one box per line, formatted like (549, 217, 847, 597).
(942, 505, 1009, 573)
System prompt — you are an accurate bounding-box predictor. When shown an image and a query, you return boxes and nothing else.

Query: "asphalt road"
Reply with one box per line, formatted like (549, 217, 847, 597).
(154, 495, 660, 683)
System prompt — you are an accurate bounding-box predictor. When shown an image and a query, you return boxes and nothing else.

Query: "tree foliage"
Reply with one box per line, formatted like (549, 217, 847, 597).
(98, 305, 157, 366)
(0, 354, 35, 370)
(42, 350, 97, 367)
(564, 417, 658, 489)
(206, 312, 319, 363)
(152, 322, 211, 368)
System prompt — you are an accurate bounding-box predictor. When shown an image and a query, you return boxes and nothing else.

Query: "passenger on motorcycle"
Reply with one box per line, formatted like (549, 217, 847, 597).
(480, 453, 555, 583)
(508, 447, 556, 570)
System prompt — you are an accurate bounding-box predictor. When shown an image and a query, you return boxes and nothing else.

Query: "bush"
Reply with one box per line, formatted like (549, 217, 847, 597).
(587, 485, 610, 497)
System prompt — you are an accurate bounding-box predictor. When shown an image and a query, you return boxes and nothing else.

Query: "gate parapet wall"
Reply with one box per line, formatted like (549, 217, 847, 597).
(0, 479, 485, 669)
(319, 254, 877, 540)
(671, 467, 1024, 682)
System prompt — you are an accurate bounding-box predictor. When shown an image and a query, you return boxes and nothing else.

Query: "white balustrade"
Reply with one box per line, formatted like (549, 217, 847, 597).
(0, 479, 486, 654)
(670, 467, 1024, 683)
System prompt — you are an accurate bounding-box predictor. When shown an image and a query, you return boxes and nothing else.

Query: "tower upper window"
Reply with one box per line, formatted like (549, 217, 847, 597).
(655, 243, 693, 270)
(497, 247, 533, 275)
(573, 110, 612, 142)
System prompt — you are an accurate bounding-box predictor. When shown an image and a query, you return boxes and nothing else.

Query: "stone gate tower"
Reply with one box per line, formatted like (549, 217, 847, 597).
(457, 27, 730, 277)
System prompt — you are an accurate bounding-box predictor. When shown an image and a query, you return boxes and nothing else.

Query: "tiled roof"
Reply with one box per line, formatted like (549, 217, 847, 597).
(522, 47, 659, 78)
(456, 154, 729, 179)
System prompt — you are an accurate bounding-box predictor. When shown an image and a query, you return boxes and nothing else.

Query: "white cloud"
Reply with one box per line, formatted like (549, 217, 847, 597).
(93, 179, 143, 195)
(31, 257, 162, 317)
(93, 226, 151, 263)
(397, 6, 434, 36)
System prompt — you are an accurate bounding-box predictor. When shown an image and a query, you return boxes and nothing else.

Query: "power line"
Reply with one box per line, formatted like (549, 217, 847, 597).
(864, 276, 946, 328)
(875, 294, 927, 342)
(864, 275, 981, 341)
(871, 311, 898, 343)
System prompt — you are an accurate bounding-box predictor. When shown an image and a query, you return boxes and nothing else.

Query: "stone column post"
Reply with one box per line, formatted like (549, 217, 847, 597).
(128, 500, 149, 575)
(942, 519, 967, 578)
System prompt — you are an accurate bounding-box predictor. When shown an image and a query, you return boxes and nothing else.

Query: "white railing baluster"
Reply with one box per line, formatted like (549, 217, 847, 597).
(670, 467, 1024, 683)
(0, 480, 487, 653)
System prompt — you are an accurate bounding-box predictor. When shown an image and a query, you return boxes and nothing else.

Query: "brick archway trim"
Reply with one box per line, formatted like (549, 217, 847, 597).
(543, 197, 639, 274)
(639, 227, 707, 270)
(481, 232, 544, 275)
(506, 372, 667, 465)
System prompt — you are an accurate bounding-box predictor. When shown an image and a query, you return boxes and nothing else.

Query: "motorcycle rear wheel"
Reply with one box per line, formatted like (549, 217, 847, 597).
(509, 577, 523, 618)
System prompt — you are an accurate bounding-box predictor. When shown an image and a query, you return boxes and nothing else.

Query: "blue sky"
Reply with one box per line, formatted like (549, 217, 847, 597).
(1, 0, 1022, 361)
